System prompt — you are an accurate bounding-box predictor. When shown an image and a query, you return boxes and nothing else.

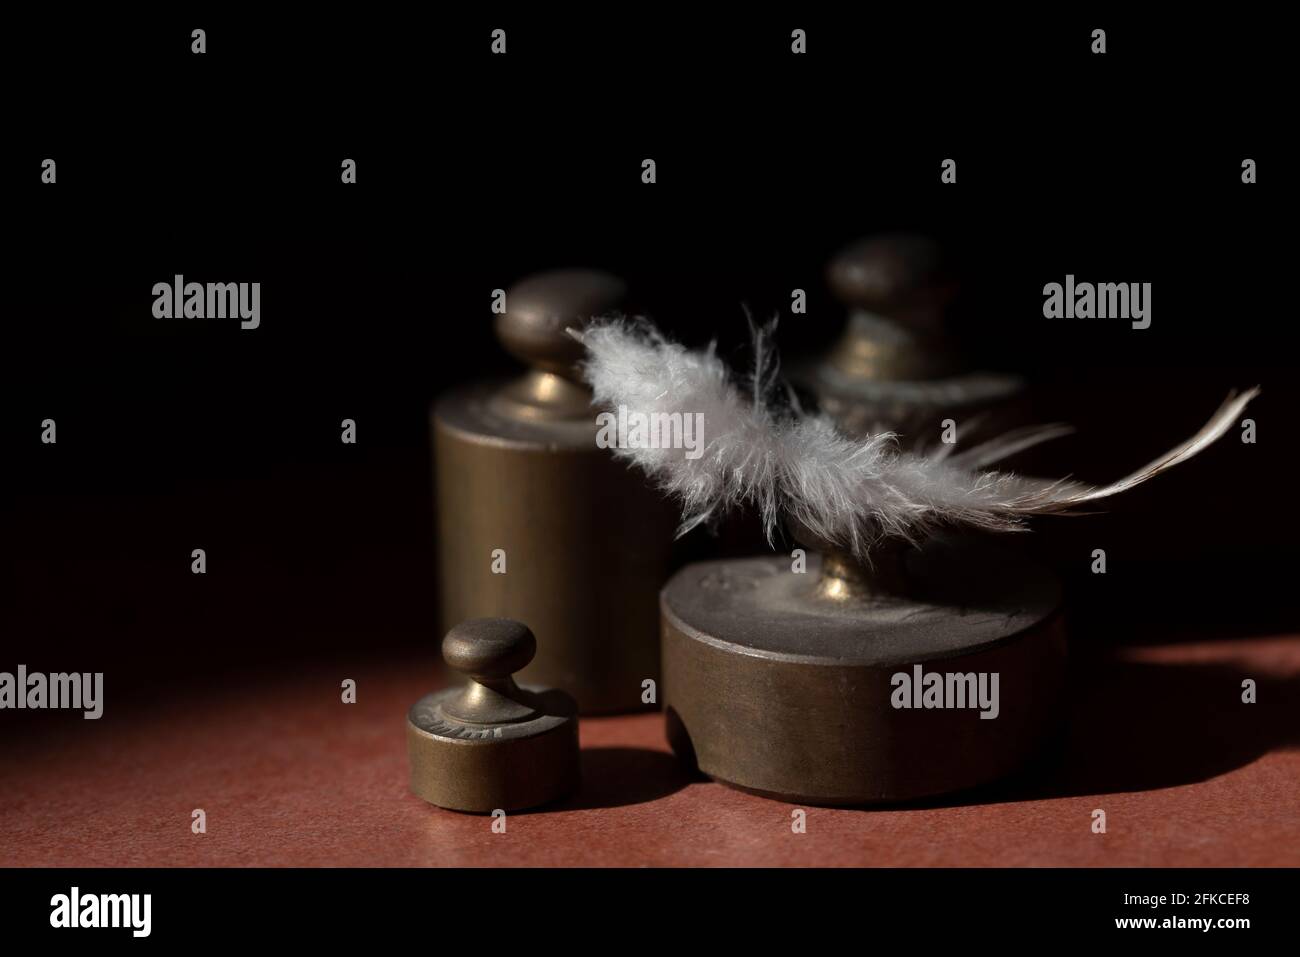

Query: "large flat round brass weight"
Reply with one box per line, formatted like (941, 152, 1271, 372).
(660, 539, 1066, 805)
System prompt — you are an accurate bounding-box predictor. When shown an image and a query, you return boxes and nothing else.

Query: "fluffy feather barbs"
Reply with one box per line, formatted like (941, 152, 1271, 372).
(569, 318, 1258, 561)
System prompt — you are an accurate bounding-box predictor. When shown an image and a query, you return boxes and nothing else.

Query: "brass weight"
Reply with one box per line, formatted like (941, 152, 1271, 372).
(661, 530, 1066, 805)
(432, 269, 676, 714)
(408, 618, 579, 812)
(798, 234, 1025, 442)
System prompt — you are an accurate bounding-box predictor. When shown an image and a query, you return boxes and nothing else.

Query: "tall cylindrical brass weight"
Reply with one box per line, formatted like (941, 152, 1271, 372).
(433, 270, 676, 714)
(798, 233, 1026, 443)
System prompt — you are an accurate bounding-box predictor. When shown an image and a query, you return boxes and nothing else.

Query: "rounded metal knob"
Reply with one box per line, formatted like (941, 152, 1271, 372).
(826, 234, 952, 314)
(823, 234, 958, 381)
(495, 268, 627, 378)
(442, 617, 536, 682)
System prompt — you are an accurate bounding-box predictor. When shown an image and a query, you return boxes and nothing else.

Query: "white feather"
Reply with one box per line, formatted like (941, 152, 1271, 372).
(570, 318, 1258, 560)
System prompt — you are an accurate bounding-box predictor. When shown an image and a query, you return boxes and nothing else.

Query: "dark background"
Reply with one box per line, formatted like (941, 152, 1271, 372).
(2, 12, 1293, 709)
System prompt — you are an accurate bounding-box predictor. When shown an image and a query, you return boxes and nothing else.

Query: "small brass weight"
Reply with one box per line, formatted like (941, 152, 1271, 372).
(407, 618, 579, 812)
(432, 269, 676, 714)
(661, 527, 1066, 805)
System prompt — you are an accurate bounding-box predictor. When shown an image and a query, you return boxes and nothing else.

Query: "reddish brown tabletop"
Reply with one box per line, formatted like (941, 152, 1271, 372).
(3, 635, 1297, 867)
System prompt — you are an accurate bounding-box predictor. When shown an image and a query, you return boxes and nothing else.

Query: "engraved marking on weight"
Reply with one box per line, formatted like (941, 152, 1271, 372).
(421, 712, 505, 740)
